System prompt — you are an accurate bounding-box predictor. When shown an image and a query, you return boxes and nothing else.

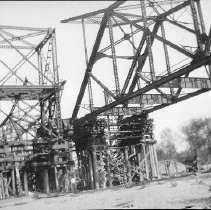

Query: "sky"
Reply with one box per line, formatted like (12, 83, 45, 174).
(0, 1, 211, 151)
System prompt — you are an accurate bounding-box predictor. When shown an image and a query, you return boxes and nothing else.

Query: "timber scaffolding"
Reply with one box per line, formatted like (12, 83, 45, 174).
(0, 26, 74, 199)
(76, 134, 160, 189)
(61, 0, 211, 189)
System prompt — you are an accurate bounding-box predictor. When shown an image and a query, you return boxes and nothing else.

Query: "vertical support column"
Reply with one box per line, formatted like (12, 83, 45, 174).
(3, 173, 9, 198)
(99, 151, 106, 189)
(160, 24, 174, 96)
(54, 167, 59, 192)
(82, 18, 94, 111)
(92, 147, 99, 189)
(43, 168, 50, 194)
(124, 147, 129, 184)
(140, 0, 155, 81)
(85, 151, 90, 188)
(190, 0, 203, 52)
(15, 165, 23, 195)
(152, 144, 160, 179)
(108, 15, 121, 96)
(88, 150, 94, 189)
(149, 144, 156, 178)
(11, 169, 16, 195)
(51, 30, 63, 140)
(106, 151, 112, 187)
(130, 24, 141, 90)
(137, 146, 144, 182)
(23, 170, 28, 196)
(0, 173, 4, 199)
(125, 146, 132, 184)
(142, 143, 149, 179)
(83, 151, 88, 188)
(37, 51, 43, 86)
(196, 0, 206, 34)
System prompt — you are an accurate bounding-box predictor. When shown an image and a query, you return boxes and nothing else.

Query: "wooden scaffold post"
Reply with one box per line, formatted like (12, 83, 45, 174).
(23, 170, 29, 196)
(88, 150, 94, 189)
(92, 147, 99, 189)
(142, 143, 149, 179)
(43, 168, 50, 194)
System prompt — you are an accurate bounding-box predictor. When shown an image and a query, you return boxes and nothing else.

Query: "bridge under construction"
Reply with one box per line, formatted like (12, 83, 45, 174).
(0, 0, 211, 199)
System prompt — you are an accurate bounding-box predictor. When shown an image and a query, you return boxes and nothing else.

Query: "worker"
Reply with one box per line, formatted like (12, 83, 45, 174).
(23, 77, 28, 85)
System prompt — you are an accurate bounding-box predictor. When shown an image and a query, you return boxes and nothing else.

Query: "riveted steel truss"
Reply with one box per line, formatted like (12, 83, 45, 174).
(61, 0, 211, 126)
(0, 25, 74, 198)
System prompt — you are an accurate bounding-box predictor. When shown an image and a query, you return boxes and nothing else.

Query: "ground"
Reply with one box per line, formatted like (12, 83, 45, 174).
(1, 173, 211, 209)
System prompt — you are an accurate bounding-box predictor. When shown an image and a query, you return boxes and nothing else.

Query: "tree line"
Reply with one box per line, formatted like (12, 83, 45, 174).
(157, 117, 211, 165)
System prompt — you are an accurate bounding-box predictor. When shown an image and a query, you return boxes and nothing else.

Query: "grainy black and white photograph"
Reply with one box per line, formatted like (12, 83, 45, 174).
(0, 0, 211, 209)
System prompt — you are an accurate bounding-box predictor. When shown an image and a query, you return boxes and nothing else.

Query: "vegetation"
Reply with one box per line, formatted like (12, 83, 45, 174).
(157, 117, 211, 165)
(156, 128, 177, 160)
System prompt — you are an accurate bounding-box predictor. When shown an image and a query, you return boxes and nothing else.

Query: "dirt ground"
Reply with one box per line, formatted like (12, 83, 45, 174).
(1, 173, 211, 209)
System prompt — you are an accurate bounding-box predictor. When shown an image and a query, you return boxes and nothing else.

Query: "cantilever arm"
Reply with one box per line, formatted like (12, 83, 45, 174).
(60, 1, 126, 23)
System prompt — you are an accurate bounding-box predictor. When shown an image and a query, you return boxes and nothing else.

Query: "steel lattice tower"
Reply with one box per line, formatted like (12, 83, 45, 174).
(0, 25, 73, 198)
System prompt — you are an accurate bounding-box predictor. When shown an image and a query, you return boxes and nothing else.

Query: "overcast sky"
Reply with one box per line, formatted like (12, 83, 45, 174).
(0, 1, 211, 151)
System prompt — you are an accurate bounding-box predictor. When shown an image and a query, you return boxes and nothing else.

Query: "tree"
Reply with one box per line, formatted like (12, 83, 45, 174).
(181, 117, 211, 164)
(157, 128, 177, 160)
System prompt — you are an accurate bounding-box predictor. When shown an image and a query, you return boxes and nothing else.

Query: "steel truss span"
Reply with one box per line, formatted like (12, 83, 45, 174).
(0, 25, 73, 198)
(61, 0, 211, 125)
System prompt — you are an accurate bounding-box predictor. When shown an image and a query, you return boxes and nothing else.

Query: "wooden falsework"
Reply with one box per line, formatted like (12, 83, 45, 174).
(77, 138, 159, 189)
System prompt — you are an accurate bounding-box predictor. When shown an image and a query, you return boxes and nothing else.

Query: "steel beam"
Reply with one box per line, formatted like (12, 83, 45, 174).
(145, 88, 210, 114)
(128, 93, 171, 105)
(92, 106, 143, 116)
(72, 12, 108, 119)
(128, 21, 161, 94)
(108, 15, 121, 95)
(74, 55, 211, 125)
(140, 0, 155, 81)
(113, 11, 194, 58)
(190, 0, 203, 51)
(61, 1, 126, 23)
(156, 76, 211, 89)
(89, 73, 117, 100)
(82, 18, 94, 111)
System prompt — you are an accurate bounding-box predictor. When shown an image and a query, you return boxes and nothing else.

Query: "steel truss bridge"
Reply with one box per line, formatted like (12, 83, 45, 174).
(61, 0, 211, 125)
